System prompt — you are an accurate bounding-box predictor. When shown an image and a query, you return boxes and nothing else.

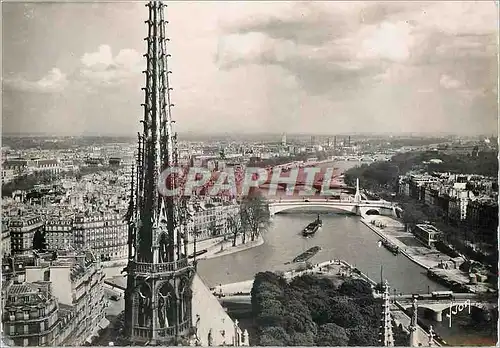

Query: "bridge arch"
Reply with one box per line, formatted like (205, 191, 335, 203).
(364, 209, 380, 215)
(269, 203, 358, 216)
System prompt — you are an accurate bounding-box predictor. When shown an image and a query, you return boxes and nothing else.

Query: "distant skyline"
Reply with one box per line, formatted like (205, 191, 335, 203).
(3, 1, 499, 136)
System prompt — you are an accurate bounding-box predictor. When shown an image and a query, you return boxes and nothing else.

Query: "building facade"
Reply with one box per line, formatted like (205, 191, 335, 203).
(2, 222, 11, 257)
(2, 281, 61, 346)
(187, 203, 240, 240)
(32, 159, 61, 175)
(73, 212, 128, 261)
(413, 224, 442, 247)
(466, 199, 499, 243)
(24, 251, 108, 345)
(9, 215, 44, 255)
(45, 218, 73, 252)
(45, 212, 128, 261)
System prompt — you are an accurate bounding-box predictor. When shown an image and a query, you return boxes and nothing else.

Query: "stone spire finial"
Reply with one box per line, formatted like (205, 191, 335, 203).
(428, 325, 434, 346)
(380, 280, 394, 347)
(409, 297, 419, 347)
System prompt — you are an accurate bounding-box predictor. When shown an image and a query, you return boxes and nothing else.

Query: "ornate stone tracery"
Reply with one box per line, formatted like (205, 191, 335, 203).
(123, 1, 196, 344)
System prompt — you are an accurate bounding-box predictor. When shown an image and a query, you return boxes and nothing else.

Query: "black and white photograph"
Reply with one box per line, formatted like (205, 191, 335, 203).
(1, 1, 498, 347)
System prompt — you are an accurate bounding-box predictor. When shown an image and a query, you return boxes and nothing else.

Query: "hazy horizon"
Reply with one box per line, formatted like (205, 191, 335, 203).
(3, 1, 498, 136)
(2, 130, 497, 139)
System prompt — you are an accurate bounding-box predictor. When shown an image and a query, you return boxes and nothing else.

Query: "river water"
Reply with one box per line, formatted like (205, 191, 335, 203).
(196, 160, 496, 345)
(104, 160, 495, 345)
(197, 212, 446, 293)
(198, 160, 445, 293)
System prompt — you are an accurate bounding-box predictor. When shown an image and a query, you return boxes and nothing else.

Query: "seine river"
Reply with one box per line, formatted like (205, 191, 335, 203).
(196, 160, 496, 345)
(104, 161, 496, 345)
(197, 212, 446, 293)
(198, 160, 445, 293)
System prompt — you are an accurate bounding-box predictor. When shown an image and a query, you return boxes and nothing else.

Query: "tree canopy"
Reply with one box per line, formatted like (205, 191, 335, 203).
(251, 271, 409, 346)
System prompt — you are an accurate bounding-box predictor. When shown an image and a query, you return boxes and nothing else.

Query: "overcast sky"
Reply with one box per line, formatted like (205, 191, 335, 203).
(2, 1, 498, 136)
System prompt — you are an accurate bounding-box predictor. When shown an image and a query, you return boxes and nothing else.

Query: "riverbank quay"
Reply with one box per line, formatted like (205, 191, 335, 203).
(101, 234, 264, 279)
(214, 259, 376, 296)
(198, 234, 264, 261)
(360, 214, 493, 293)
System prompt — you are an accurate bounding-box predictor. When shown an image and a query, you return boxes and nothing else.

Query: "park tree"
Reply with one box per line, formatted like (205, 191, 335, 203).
(252, 272, 392, 347)
(347, 325, 378, 346)
(226, 213, 243, 246)
(401, 202, 428, 231)
(191, 225, 203, 258)
(316, 323, 349, 346)
(259, 326, 290, 346)
(239, 192, 271, 242)
(338, 278, 373, 298)
(326, 299, 367, 329)
(288, 331, 315, 346)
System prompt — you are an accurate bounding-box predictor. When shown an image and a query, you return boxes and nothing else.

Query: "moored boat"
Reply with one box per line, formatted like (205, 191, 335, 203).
(188, 249, 208, 259)
(293, 246, 321, 263)
(379, 239, 399, 255)
(302, 215, 322, 236)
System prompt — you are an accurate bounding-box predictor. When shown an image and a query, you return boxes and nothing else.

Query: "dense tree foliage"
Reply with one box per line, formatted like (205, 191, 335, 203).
(251, 272, 409, 346)
(344, 150, 498, 192)
(2, 172, 56, 197)
(239, 192, 271, 242)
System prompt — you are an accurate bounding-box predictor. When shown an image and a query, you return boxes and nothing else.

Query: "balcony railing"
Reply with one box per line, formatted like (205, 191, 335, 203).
(133, 320, 192, 339)
(130, 258, 190, 274)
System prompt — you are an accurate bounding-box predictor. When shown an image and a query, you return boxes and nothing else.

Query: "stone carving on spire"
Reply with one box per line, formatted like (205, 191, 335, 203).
(124, 1, 196, 344)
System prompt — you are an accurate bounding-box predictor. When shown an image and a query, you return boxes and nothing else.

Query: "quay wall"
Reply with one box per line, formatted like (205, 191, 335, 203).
(359, 216, 431, 270)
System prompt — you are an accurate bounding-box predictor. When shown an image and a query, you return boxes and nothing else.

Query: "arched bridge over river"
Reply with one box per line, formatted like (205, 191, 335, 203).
(268, 198, 399, 217)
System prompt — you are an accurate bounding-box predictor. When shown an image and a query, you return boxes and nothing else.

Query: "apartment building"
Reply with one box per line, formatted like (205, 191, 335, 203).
(73, 212, 128, 261)
(9, 215, 44, 255)
(2, 168, 16, 184)
(31, 159, 61, 175)
(43, 211, 128, 261)
(187, 201, 240, 240)
(45, 217, 74, 251)
(2, 281, 61, 346)
(399, 172, 498, 243)
(2, 222, 11, 257)
(24, 250, 108, 345)
(467, 198, 499, 242)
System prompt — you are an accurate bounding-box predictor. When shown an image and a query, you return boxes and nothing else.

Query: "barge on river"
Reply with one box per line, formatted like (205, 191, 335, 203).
(378, 239, 399, 255)
(302, 215, 322, 237)
(293, 246, 321, 263)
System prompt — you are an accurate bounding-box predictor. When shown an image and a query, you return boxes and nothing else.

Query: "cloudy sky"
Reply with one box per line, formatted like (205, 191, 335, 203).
(2, 1, 498, 136)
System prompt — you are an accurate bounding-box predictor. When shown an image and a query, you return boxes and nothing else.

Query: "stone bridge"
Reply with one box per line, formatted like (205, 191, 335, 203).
(396, 295, 497, 322)
(268, 198, 397, 217)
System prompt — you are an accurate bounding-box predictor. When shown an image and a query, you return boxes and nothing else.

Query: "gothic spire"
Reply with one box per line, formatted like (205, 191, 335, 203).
(380, 280, 394, 347)
(136, 0, 178, 263)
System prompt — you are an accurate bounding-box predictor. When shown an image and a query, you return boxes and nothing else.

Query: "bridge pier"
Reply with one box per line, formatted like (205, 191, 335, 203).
(433, 310, 443, 322)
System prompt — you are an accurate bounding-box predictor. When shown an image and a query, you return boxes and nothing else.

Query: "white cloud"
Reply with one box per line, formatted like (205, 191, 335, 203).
(439, 74, 462, 89)
(4, 67, 68, 93)
(81, 44, 114, 67)
(78, 45, 142, 85)
(356, 21, 414, 62)
(414, 2, 498, 36)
